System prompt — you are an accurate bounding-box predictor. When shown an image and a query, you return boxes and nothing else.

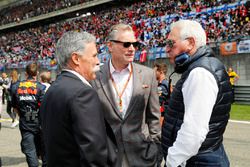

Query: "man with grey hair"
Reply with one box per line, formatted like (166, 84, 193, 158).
(91, 23, 161, 167)
(162, 20, 232, 167)
(40, 31, 116, 166)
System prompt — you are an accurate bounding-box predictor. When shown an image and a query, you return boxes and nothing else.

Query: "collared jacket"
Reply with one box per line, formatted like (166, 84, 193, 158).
(162, 46, 233, 157)
(91, 62, 161, 167)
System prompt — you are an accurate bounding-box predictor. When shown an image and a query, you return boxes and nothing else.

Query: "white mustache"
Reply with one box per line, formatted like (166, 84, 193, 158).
(93, 65, 100, 72)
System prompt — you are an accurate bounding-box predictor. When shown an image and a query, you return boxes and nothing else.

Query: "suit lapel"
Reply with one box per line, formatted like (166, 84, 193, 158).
(124, 63, 144, 119)
(99, 64, 123, 119)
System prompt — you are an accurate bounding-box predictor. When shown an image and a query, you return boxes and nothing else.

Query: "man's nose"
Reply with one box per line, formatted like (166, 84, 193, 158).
(95, 56, 100, 63)
(166, 46, 171, 53)
(128, 44, 135, 51)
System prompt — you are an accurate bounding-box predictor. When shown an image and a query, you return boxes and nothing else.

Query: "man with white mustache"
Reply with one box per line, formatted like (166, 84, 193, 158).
(40, 31, 117, 167)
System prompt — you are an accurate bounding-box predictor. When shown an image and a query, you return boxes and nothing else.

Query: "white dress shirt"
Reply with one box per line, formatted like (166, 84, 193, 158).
(166, 67, 219, 167)
(62, 69, 92, 88)
(109, 61, 133, 118)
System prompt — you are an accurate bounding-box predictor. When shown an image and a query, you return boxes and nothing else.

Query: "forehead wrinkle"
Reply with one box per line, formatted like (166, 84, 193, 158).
(168, 27, 181, 40)
(116, 30, 136, 42)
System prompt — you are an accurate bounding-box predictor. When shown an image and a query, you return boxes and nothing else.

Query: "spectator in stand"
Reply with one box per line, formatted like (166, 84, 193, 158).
(0, 0, 92, 25)
(0, 0, 248, 68)
(162, 20, 232, 167)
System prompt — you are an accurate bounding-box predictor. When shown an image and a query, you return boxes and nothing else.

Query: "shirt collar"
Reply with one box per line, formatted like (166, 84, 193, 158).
(109, 60, 132, 74)
(62, 69, 92, 87)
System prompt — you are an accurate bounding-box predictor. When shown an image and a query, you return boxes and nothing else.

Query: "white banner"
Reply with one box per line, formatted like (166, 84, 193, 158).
(237, 40, 250, 54)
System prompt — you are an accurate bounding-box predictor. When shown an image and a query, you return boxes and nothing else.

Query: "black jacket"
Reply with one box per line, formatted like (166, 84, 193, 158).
(40, 71, 117, 167)
(162, 46, 233, 157)
(11, 78, 45, 132)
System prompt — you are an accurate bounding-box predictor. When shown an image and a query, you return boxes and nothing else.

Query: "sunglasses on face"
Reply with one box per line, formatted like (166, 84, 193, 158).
(166, 37, 192, 48)
(165, 39, 176, 48)
(110, 40, 139, 48)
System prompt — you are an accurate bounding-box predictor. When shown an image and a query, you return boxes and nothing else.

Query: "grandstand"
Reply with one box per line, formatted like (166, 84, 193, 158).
(0, 0, 249, 85)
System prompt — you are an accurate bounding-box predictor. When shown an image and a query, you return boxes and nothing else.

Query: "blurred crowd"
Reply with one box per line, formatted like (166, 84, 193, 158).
(0, 0, 92, 26)
(0, 0, 249, 68)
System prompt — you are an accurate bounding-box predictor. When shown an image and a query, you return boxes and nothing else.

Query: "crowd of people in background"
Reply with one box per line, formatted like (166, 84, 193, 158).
(0, 0, 240, 26)
(0, 18, 240, 166)
(0, 0, 249, 69)
(0, 0, 92, 26)
(0, 0, 245, 166)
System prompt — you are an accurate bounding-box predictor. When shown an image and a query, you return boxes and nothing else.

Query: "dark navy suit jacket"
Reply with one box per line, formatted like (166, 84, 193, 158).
(41, 71, 117, 167)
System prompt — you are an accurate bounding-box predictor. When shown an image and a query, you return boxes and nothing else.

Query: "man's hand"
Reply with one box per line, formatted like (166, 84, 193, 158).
(13, 108, 20, 116)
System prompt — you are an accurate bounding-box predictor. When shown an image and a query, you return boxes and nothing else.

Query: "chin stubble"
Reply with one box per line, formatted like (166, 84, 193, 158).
(93, 65, 100, 72)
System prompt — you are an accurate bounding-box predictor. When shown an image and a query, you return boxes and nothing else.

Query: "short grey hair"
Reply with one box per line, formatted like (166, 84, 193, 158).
(170, 20, 206, 48)
(56, 31, 96, 68)
(107, 23, 133, 41)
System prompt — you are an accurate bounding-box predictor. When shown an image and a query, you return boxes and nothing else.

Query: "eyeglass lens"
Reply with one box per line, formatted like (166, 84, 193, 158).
(123, 42, 139, 48)
(111, 40, 139, 48)
(166, 39, 175, 48)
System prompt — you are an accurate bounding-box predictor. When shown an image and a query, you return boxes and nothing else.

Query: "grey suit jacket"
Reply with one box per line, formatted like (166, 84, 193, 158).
(91, 62, 161, 167)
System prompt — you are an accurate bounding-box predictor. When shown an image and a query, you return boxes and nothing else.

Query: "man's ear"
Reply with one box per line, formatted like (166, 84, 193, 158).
(71, 52, 80, 65)
(107, 41, 112, 53)
(186, 37, 195, 51)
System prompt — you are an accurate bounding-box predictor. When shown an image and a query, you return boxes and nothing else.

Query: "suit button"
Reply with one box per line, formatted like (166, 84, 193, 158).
(115, 149, 118, 153)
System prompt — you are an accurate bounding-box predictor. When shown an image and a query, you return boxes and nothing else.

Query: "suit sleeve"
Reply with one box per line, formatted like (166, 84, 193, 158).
(70, 88, 108, 167)
(146, 70, 161, 142)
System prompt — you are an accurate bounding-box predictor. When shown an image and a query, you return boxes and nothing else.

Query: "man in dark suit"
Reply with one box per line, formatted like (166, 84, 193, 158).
(91, 23, 161, 167)
(40, 31, 117, 167)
